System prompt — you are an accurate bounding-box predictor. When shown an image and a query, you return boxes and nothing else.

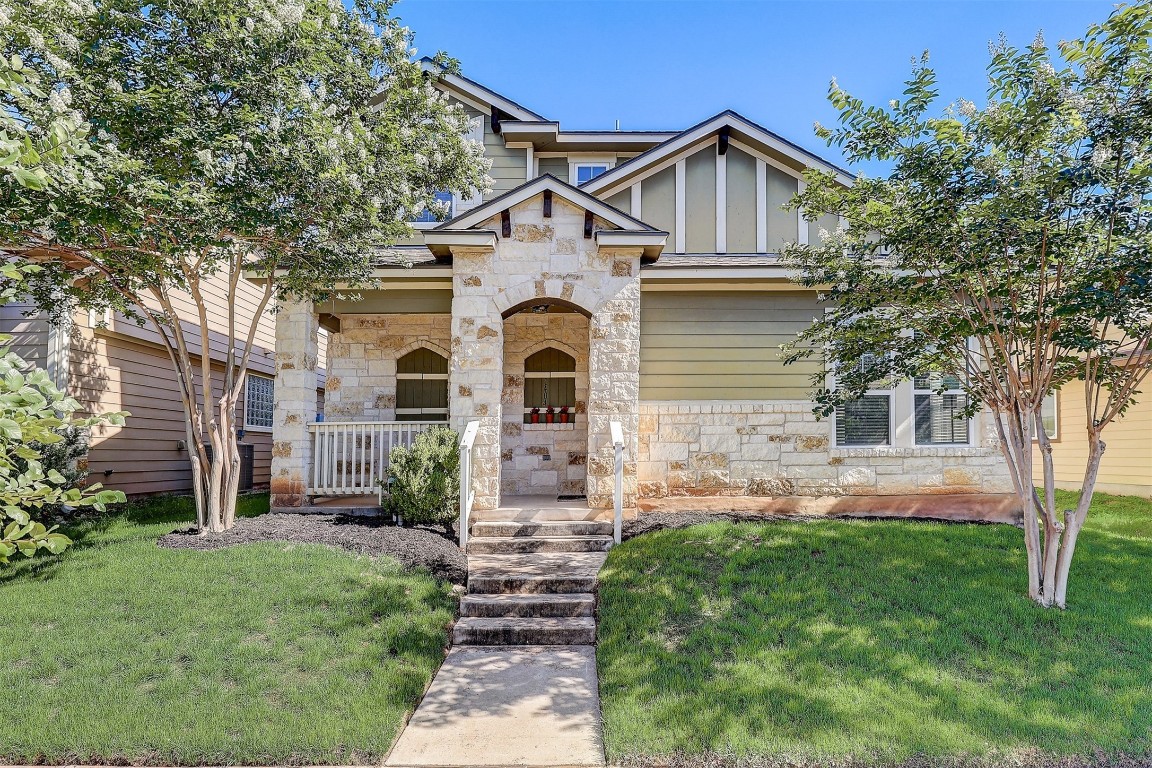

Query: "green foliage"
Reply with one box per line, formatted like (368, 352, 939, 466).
(2, 0, 491, 314)
(0, 263, 126, 564)
(384, 426, 460, 529)
(784, 2, 1152, 420)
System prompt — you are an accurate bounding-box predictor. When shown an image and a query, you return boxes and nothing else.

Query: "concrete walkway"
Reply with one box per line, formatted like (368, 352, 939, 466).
(385, 645, 605, 767)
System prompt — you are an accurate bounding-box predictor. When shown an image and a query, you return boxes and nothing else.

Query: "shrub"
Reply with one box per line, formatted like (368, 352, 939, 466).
(383, 426, 460, 531)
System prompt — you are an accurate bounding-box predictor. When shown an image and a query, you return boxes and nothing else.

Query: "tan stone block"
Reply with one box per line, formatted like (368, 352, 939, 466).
(611, 259, 634, 277)
(553, 237, 577, 255)
(747, 477, 796, 496)
(690, 452, 729, 469)
(477, 325, 499, 340)
(796, 435, 830, 451)
(458, 385, 473, 398)
(325, 376, 341, 392)
(697, 470, 731, 488)
(271, 441, 293, 458)
(513, 224, 555, 242)
(943, 467, 979, 487)
(462, 275, 483, 287)
(501, 421, 522, 437)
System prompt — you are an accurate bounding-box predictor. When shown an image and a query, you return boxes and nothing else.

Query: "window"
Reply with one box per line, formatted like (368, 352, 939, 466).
(523, 347, 576, 423)
(835, 354, 892, 446)
(913, 370, 970, 445)
(245, 374, 275, 430)
(412, 190, 454, 223)
(1040, 393, 1058, 439)
(396, 348, 449, 422)
(573, 163, 610, 185)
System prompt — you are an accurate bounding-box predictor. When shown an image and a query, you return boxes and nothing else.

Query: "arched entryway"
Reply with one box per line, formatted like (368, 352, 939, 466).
(499, 303, 590, 499)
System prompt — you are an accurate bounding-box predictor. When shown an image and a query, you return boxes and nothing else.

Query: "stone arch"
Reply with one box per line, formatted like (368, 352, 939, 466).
(492, 278, 601, 320)
(519, 337, 583, 364)
(394, 339, 451, 361)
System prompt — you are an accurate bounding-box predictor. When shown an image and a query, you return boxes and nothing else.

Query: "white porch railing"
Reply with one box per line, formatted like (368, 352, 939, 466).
(308, 421, 440, 497)
(458, 420, 480, 550)
(611, 420, 624, 545)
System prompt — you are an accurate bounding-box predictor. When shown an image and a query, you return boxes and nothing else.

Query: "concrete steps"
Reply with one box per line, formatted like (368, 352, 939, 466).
(456, 514, 609, 647)
(460, 593, 595, 618)
(466, 535, 613, 554)
(452, 617, 597, 645)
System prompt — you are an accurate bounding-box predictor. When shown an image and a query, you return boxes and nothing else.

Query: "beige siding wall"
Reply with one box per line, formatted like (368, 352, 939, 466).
(685, 147, 716, 253)
(70, 324, 280, 497)
(1034, 380, 1152, 497)
(726, 148, 757, 252)
(639, 290, 824, 400)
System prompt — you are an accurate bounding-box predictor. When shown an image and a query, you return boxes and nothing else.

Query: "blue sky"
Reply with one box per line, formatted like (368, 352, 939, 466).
(392, 0, 1116, 170)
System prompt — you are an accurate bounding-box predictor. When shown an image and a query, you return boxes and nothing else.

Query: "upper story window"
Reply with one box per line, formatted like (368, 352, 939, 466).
(412, 117, 484, 225)
(570, 157, 615, 186)
(412, 190, 454, 223)
(244, 373, 275, 431)
(524, 347, 577, 424)
(396, 348, 449, 422)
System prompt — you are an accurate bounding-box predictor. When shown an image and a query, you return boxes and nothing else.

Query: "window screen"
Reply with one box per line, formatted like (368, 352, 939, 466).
(835, 395, 891, 446)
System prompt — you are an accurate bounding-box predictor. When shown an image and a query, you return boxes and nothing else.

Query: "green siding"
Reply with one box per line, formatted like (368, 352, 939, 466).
(462, 105, 527, 197)
(641, 166, 676, 250)
(684, 147, 716, 253)
(639, 290, 825, 400)
(767, 165, 799, 252)
(606, 189, 630, 215)
(537, 158, 568, 183)
(325, 290, 453, 315)
(726, 148, 757, 252)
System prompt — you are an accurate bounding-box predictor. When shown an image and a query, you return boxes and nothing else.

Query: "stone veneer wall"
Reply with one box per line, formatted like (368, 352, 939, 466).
(269, 298, 319, 507)
(637, 401, 1013, 498)
(500, 312, 589, 497)
(323, 314, 451, 420)
(448, 196, 641, 510)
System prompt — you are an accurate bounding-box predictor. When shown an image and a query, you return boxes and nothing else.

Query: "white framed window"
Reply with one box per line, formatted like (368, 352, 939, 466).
(1039, 392, 1058, 440)
(244, 373, 275, 431)
(913, 370, 971, 445)
(570, 156, 615, 186)
(834, 354, 893, 446)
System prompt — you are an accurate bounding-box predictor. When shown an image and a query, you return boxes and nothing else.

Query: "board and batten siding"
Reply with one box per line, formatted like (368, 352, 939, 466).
(1033, 379, 1152, 497)
(639, 290, 824, 400)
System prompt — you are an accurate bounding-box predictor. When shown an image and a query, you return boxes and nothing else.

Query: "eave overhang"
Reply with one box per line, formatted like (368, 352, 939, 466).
(595, 229, 668, 262)
(498, 121, 678, 153)
(421, 229, 498, 260)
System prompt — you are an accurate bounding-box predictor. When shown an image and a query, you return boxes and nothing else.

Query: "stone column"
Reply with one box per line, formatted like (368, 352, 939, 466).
(449, 247, 503, 510)
(586, 249, 642, 511)
(270, 296, 319, 508)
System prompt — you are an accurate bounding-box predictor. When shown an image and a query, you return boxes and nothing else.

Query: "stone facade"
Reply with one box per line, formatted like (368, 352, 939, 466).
(448, 196, 641, 510)
(500, 312, 589, 497)
(637, 401, 1013, 498)
(269, 298, 319, 507)
(324, 314, 451, 420)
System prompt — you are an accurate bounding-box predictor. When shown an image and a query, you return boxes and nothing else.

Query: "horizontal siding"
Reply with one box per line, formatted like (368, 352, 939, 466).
(72, 329, 303, 497)
(537, 158, 568, 184)
(1, 303, 50, 368)
(1034, 379, 1152, 495)
(468, 107, 527, 197)
(639, 290, 824, 400)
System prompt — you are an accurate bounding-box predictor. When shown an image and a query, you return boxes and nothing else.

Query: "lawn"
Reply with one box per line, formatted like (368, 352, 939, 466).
(0, 494, 456, 765)
(597, 491, 1152, 767)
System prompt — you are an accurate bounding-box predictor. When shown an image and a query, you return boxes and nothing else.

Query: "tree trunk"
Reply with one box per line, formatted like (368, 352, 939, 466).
(1052, 434, 1105, 608)
(1035, 412, 1062, 607)
(993, 406, 1044, 602)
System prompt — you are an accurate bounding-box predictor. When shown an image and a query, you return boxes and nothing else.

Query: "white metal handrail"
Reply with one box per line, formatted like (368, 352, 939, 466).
(458, 420, 480, 551)
(610, 420, 624, 545)
(308, 420, 440, 496)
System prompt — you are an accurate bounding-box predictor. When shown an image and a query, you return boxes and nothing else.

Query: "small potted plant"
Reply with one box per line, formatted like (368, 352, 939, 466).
(530, 407, 541, 424)
(558, 405, 570, 424)
(545, 405, 555, 423)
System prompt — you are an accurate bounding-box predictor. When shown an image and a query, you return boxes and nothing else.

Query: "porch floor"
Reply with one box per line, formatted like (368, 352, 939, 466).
(472, 495, 609, 523)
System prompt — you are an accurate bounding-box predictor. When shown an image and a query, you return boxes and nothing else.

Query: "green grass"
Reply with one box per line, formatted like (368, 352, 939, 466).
(597, 491, 1152, 766)
(1, 493, 456, 765)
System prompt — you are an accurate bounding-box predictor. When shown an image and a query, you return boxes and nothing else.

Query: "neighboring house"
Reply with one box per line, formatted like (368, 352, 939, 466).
(1035, 387, 1152, 498)
(1, 276, 327, 497)
(263, 61, 1020, 514)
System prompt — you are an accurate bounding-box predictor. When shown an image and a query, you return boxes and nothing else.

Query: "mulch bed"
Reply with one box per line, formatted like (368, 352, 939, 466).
(158, 512, 467, 584)
(618, 750, 1152, 768)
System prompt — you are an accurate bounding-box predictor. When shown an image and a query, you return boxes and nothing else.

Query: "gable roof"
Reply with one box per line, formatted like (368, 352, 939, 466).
(581, 110, 854, 196)
(432, 174, 662, 233)
(419, 57, 546, 122)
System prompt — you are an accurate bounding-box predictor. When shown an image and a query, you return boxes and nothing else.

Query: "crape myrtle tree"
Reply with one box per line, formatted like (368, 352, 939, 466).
(1, 0, 490, 533)
(783, 2, 1152, 608)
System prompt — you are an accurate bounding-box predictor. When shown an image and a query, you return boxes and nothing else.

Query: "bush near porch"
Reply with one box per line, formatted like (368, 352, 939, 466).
(0, 493, 456, 765)
(597, 491, 1152, 767)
